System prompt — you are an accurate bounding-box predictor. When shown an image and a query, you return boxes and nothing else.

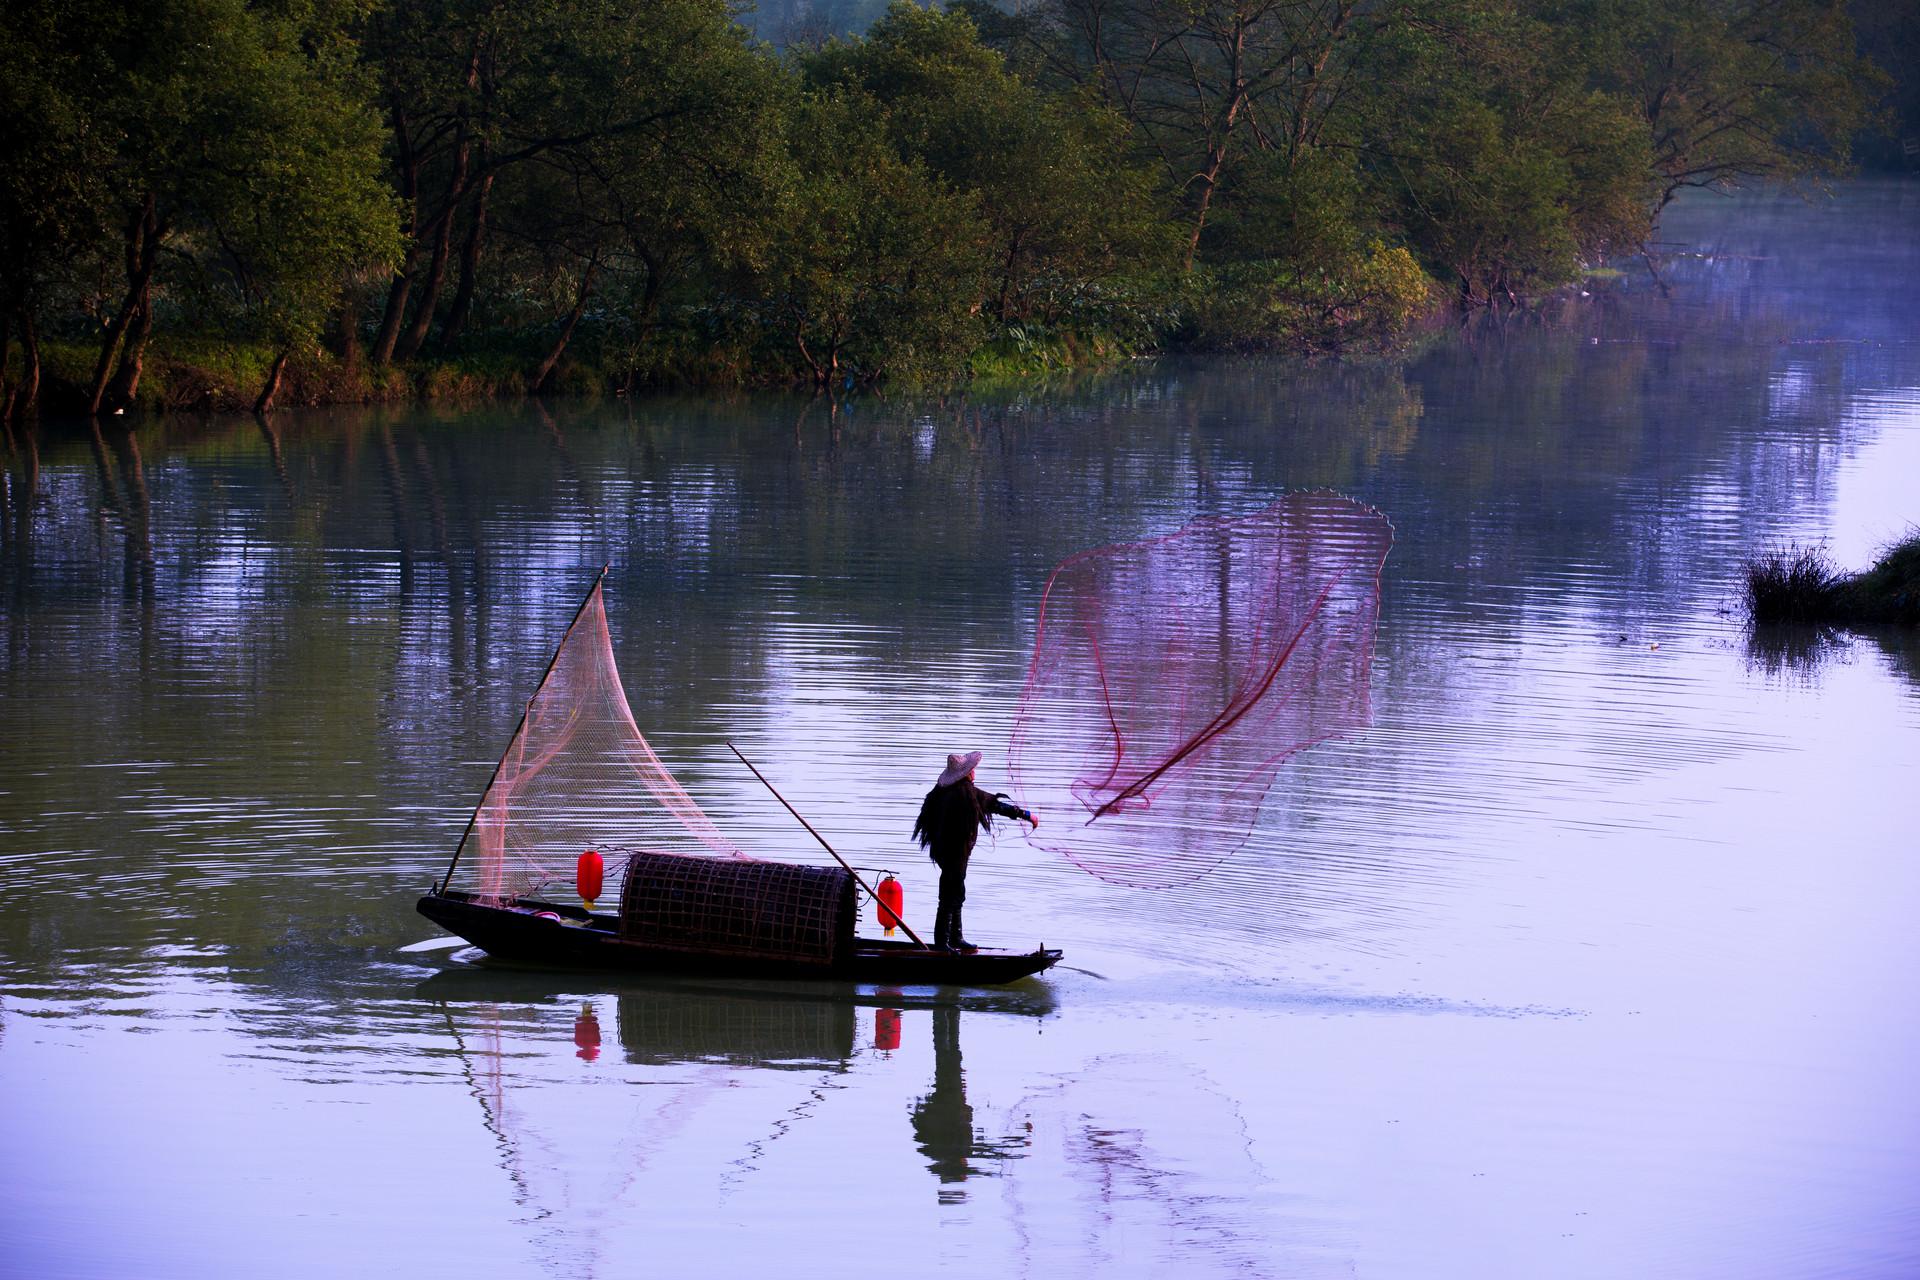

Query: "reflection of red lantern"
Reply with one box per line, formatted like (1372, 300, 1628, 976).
(874, 1008, 901, 1053)
(577, 850, 604, 910)
(876, 876, 904, 937)
(574, 1005, 602, 1063)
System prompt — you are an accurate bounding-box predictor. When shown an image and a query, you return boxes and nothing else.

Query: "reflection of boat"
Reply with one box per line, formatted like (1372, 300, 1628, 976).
(421, 966, 1047, 1264)
(414, 573, 1060, 986)
(412, 961, 1060, 1021)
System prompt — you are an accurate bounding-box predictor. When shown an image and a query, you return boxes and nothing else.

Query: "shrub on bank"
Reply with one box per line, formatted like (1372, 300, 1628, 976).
(1745, 536, 1920, 626)
(1179, 243, 1434, 354)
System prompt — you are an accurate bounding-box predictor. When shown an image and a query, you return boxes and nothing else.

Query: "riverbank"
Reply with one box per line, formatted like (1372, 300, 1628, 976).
(1745, 536, 1920, 626)
(11, 258, 1440, 416)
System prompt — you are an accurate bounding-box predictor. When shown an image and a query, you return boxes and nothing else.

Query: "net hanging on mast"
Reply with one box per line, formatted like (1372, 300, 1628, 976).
(455, 580, 746, 903)
(1008, 493, 1393, 888)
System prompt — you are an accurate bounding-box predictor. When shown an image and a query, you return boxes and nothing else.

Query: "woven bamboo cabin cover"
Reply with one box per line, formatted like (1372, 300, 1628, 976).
(619, 851, 855, 965)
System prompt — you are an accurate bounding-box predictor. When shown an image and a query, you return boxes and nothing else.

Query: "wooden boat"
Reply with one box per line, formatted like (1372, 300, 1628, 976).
(417, 887, 1062, 985)
(414, 571, 1060, 987)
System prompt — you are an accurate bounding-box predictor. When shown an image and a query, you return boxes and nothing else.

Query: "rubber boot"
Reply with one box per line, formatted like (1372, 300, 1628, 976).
(950, 906, 978, 954)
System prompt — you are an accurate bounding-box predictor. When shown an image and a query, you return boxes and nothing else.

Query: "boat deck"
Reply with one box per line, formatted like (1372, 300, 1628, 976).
(417, 891, 1061, 986)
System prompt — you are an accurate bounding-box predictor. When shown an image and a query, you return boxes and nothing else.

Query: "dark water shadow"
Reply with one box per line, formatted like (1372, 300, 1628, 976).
(1744, 621, 1920, 691)
(1744, 621, 1852, 682)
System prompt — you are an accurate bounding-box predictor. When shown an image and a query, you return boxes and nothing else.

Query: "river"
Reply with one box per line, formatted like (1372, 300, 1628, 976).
(2, 181, 1916, 1279)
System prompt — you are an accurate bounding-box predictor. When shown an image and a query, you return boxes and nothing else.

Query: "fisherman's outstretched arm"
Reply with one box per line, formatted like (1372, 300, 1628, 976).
(985, 790, 1038, 826)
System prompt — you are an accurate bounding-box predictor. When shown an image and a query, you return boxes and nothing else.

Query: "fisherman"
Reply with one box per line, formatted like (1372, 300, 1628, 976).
(912, 751, 1037, 953)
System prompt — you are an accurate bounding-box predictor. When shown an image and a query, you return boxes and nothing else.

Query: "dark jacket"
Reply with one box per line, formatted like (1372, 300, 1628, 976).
(912, 780, 1030, 864)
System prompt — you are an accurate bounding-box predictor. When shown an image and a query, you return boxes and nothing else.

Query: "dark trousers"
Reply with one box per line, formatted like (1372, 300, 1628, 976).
(932, 850, 969, 948)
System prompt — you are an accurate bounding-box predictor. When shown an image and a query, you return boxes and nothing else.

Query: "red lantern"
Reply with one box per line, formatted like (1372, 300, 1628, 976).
(876, 875, 904, 937)
(577, 849, 605, 909)
(874, 1007, 901, 1053)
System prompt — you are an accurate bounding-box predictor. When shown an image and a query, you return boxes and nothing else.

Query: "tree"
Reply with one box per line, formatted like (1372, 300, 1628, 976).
(802, 3, 1172, 325)
(1357, 4, 1652, 302)
(746, 90, 989, 386)
(1013, 0, 1413, 266)
(56, 0, 400, 414)
(487, 0, 791, 390)
(196, 6, 402, 409)
(1574, 0, 1887, 209)
(0, 0, 115, 420)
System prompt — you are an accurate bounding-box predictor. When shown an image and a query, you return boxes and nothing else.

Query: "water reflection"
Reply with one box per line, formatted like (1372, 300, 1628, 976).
(417, 969, 1057, 1268)
(911, 1004, 1030, 1199)
(1744, 620, 1852, 682)
(403, 969, 1322, 1275)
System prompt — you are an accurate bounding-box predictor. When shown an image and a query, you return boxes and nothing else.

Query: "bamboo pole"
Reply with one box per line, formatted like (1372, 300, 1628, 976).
(727, 742, 931, 950)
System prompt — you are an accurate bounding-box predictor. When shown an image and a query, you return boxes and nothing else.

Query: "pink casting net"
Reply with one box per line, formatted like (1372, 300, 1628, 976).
(452, 578, 745, 903)
(1008, 494, 1392, 887)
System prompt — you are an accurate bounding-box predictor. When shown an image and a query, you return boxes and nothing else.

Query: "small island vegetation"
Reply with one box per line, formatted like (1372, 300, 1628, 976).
(1745, 535, 1920, 627)
(0, 0, 1895, 418)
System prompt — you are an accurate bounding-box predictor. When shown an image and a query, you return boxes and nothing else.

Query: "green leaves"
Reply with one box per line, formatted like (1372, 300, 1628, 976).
(749, 87, 989, 385)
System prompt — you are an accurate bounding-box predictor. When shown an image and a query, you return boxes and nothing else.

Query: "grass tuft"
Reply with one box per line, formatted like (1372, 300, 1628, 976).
(1744, 533, 1920, 627)
(1744, 545, 1846, 624)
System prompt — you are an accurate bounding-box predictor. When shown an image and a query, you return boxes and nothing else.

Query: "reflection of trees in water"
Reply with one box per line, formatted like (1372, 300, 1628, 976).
(1, 423, 34, 594)
(1870, 630, 1920, 688)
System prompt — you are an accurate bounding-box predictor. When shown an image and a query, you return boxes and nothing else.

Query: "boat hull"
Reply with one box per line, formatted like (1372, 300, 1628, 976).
(416, 891, 1062, 986)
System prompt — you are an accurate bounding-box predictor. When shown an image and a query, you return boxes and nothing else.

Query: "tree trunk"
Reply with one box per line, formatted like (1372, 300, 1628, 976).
(440, 170, 493, 348)
(1184, 166, 1222, 271)
(87, 294, 136, 414)
(102, 198, 166, 414)
(1182, 27, 1247, 271)
(104, 281, 155, 413)
(530, 260, 598, 394)
(394, 105, 474, 363)
(370, 264, 415, 367)
(796, 328, 822, 386)
(371, 114, 421, 367)
(17, 311, 39, 423)
(0, 306, 12, 422)
(89, 194, 159, 414)
(255, 347, 291, 414)
(328, 290, 362, 373)
(393, 206, 455, 361)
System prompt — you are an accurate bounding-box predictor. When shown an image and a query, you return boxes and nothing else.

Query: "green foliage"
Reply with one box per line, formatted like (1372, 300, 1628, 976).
(195, 5, 403, 349)
(1571, 0, 1889, 206)
(967, 323, 1136, 379)
(801, 4, 1174, 331)
(1349, 4, 1656, 302)
(0, 1, 115, 310)
(1182, 241, 1433, 352)
(0, 0, 1896, 412)
(746, 88, 989, 385)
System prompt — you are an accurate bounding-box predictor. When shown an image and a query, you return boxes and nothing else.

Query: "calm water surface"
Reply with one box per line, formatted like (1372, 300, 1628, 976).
(3, 184, 1918, 1279)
